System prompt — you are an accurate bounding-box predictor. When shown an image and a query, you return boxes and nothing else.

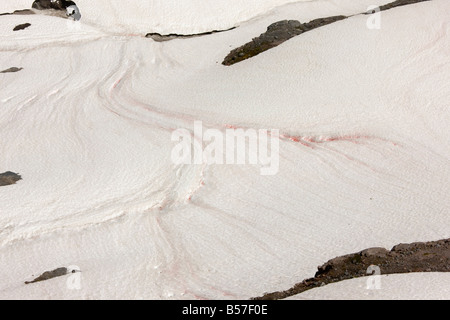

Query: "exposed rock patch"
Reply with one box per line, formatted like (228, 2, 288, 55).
(25, 266, 80, 285)
(377, 0, 431, 12)
(25, 267, 69, 284)
(32, 0, 71, 10)
(0, 67, 23, 73)
(223, 0, 433, 66)
(13, 23, 31, 31)
(146, 27, 235, 42)
(0, 172, 22, 186)
(223, 16, 346, 66)
(32, 0, 81, 20)
(253, 238, 450, 300)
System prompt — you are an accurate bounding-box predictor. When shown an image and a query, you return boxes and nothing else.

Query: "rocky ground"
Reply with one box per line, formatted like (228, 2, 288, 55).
(223, 0, 432, 66)
(253, 238, 450, 300)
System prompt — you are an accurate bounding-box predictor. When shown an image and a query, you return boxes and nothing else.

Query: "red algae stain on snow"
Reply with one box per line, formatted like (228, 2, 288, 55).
(112, 78, 122, 89)
(280, 133, 398, 148)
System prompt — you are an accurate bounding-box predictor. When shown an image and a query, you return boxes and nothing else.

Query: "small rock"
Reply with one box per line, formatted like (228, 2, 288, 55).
(0, 172, 22, 186)
(13, 23, 31, 31)
(0, 67, 23, 74)
(25, 267, 68, 284)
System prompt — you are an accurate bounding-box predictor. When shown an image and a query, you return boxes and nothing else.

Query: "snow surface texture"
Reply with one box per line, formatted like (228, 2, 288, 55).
(0, 0, 449, 299)
(2, 0, 309, 34)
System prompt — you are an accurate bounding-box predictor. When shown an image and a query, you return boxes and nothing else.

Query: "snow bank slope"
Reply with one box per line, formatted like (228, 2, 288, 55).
(1, 0, 311, 34)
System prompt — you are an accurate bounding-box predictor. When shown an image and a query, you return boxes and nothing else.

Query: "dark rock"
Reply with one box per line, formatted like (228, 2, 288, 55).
(32, 0, 81, 20)
(303, 16, 348, 30)
(0, 172, 22, 186)
(32, 0, 71, 10)
(378, 0, 431, 12)
(13, 23, 31, 31)
(0, 67, 23, 73)
(25, 267, 68, 284)
(13, 9, 36, 15)
(223, 16, 346, 66)
(362, 0, 431, 14)
(224, 0, 434, 66)
(0, 9, 35, 16)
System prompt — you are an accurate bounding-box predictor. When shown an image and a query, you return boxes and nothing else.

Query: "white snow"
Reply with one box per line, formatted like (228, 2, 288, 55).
(1, 0, 312, 34)
(0, 0, 449, 300)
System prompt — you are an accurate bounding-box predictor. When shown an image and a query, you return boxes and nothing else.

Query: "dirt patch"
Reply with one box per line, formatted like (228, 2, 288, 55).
(253, 238, 450, 300)
(0, 172, 22, 186)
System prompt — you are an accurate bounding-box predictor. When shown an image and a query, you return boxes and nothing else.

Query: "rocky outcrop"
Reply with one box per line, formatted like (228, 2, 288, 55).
(222, 16, 347, 66)
(378, 0, 431, 12)
(223, 0, 433, 66)
(32, 0, 70, 10)
(0, 172, 22, 186)
(253, 238, 450, 300)
(32, 0, 81, 20)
